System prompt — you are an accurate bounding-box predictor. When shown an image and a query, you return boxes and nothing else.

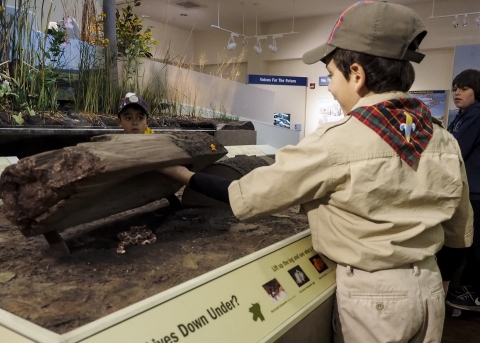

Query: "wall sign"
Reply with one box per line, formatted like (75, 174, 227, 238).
(318, 76, 331, 86)
(247, 74, 308, 87)
(410, 90, 448, 123)
(319, 98, 344, 126)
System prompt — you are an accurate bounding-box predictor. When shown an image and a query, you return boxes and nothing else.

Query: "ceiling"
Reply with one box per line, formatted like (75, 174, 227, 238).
(117, 0, 436, 32)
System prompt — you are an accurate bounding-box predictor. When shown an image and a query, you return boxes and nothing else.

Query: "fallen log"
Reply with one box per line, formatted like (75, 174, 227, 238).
(0, 132, 227, 237)
(181, 155, 274, 208)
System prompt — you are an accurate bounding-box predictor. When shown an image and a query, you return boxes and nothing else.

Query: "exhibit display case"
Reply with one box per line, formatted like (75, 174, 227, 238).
(0, 230, 336, 343)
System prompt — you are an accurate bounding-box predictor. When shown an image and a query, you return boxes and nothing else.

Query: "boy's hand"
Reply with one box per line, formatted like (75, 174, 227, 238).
(158, 165, 194, 185)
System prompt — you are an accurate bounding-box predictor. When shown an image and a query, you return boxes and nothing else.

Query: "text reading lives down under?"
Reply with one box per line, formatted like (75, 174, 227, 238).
(145, 295, 240, 343)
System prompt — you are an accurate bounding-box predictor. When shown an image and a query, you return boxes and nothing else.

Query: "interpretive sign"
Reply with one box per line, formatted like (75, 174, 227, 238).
(0, 231, 336, 343)
(247, 75, 308, 87)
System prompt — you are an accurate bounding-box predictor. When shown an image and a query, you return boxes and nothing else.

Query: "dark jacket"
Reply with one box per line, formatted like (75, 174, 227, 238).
(448, 102, 480, 200)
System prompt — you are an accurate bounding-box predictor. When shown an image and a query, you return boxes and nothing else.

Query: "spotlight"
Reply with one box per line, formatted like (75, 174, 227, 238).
(227, 33, 238, 51)
(463, 14, 468, 26)
(133, 0, 141, 6)
(475, 15, 480, 25)
(452, 15, 459, 28)
(254, 39, 262, 54)
(268, 38, 277, 53)
(242, 36, 248, 47)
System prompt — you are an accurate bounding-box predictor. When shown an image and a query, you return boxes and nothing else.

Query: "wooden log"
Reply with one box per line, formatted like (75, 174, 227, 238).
(0, 132, 227, 237)
(181, 155, 273, 208)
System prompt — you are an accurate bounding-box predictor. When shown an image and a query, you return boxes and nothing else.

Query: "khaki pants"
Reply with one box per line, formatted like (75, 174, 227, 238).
(334, 257, 445, 343)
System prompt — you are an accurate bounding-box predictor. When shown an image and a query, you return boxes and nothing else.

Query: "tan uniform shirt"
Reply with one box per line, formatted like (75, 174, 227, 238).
(228, 92, 473, 271)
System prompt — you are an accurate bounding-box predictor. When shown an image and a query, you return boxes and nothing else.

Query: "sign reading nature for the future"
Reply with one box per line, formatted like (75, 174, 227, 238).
(247, 74, 308, 87)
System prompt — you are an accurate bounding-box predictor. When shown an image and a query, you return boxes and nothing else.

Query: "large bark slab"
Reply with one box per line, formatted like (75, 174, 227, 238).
(0, 132, 227, 236)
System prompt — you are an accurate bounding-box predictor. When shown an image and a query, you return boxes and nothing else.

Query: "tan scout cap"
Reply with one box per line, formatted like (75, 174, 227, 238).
(302, 1, 427, 65)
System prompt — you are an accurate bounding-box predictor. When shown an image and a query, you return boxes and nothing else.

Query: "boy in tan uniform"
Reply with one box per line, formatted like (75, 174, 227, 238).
(159, 1, 473, 341)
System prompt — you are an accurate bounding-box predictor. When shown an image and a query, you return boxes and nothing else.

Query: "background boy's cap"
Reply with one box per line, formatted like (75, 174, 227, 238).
(302, 1, 427, 65)
(118, 93, 149, 115)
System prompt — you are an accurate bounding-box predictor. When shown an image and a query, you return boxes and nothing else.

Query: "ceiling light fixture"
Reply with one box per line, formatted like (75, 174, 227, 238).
(268, 38, 277, 53)
(452, 15, 459, 28)
(211, 0, 298, 54)
(428, 0, 480, 29)
(254, 38, 262, 54)
(227, 32, 238, 51)
(268, 34, 283, 53)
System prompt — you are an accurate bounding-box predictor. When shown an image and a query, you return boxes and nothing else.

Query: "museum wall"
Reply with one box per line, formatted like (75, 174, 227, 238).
(131, 58, 275, 124)
(35, 0, 480, 138)
(6, 0, 102, 31)
(185, 1, 480, 136)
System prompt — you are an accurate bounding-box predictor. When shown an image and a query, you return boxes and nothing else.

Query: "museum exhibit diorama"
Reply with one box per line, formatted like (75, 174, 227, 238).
(0, 133, 336, 343)
(2, 0, 480, 342)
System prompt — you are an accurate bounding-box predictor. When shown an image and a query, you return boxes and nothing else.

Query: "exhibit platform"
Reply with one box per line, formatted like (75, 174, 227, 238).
(0, 230, 336, 343)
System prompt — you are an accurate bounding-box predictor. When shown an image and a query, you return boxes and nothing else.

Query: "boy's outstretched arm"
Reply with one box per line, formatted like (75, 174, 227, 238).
(159, 131, 335, 222)
(160, 166, 232, 204)
(160, 166, 194, 184)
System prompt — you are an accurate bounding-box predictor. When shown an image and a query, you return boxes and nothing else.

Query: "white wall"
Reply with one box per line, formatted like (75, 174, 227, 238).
(39, 0, 480, 140)
(411, 48, 455, 91)
(135, 58, 275, 122)
(145, 18, 195, 63)
(191, 1, 480, 136)
(193, 59, 248, 84)
(250, 82, 307, 137)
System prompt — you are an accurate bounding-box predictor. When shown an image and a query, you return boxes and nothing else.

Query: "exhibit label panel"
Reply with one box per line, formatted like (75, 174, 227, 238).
(80, 234, 335, 343)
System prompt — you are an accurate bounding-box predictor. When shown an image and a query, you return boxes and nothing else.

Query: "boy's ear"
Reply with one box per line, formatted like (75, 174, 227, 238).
(349, 63, 368, 95)
(117, 117, 122, 125)
(147, 117, 151, 125)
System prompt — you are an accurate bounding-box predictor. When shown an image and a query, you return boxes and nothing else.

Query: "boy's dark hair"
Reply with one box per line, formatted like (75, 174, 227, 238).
(329, 48, 415, 93)
(452, 69, 480, 101)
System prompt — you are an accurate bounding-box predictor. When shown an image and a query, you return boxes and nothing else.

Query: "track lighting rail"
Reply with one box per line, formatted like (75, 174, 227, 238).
(211, 0, 298, 53)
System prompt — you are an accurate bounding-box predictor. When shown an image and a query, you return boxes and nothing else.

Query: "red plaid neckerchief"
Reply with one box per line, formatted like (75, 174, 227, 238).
(349, 98, 433, 167)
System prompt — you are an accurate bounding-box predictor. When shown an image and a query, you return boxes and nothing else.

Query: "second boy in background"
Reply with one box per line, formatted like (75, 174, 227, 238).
(117, 92, 155, 134)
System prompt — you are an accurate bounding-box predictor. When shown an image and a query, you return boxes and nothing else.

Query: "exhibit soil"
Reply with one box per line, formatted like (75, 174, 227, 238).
(0, 194, 309, 334)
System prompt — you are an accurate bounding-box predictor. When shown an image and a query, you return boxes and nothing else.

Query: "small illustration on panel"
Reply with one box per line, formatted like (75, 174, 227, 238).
(288, 265, 310, 287)
(262, 278, 288, 303)
(309, 254, 329, 274)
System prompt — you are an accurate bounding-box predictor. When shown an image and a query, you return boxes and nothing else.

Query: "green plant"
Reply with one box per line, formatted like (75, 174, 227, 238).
(116, 4, 158, 91)
(12, 113, 24, 125)
(45, 22, 69, 63)
(0, 80, 18, 101)
(115, 5, 157, 59)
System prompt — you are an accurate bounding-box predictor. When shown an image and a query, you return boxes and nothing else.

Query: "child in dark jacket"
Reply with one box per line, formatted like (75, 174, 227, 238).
(445, 69, 480, 311)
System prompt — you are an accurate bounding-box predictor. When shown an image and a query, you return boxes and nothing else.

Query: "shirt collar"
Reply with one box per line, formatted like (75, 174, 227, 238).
(351, 92, 411, 111)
